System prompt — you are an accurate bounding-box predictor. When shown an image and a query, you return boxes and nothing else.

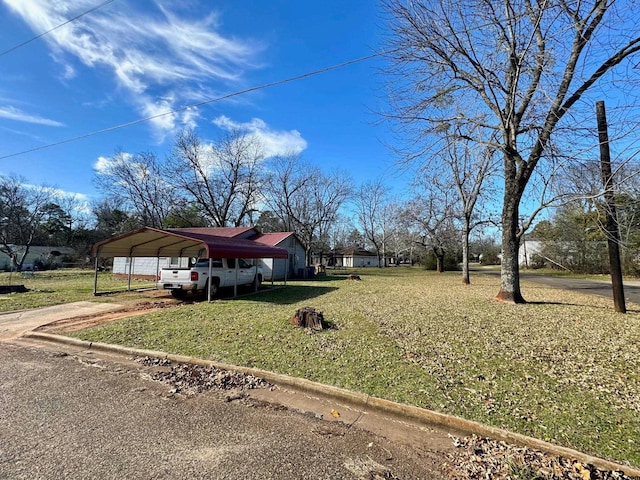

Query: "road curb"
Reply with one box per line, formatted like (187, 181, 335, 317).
(23, 331, 640, 477)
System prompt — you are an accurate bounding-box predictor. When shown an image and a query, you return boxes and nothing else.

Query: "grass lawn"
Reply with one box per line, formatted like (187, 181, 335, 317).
(15, 268, 640, 468)
(0, 269, 156, 311)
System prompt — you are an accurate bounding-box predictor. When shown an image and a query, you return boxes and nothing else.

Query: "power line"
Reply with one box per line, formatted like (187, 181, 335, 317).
(0, 0, 118, 58)
(0, 49, 394, 161)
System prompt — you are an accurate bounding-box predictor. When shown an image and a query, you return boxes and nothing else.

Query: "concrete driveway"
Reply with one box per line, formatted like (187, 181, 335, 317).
(0, 302, 124, 341)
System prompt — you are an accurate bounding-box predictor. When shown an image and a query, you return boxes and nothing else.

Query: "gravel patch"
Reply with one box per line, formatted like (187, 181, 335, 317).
(445, 436, 636, 479)
(137, 356, 273, 398)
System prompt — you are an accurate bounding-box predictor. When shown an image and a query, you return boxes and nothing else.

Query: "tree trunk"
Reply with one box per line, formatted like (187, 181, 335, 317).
(497, 193, 526, 303)
(433, 246, 445, 273)
(461, 220, 471, 285)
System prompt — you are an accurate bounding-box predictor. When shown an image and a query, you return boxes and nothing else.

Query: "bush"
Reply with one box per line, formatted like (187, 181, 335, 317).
(528, 253, 546, 269)
(422, 252, 460, 271)
(480, 246, 501, 265)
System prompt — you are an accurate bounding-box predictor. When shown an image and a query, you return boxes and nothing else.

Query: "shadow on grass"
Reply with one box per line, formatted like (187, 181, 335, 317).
(244, 284, 339, 304)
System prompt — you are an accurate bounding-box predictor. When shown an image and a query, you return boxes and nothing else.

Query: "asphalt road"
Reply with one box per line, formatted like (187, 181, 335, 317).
(0, 340, 450, 479)
(480, 269, 640, 305)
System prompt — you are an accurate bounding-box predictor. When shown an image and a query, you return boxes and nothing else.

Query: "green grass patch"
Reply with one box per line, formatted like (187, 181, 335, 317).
(50, 268, 640, 467)
(0, 270, 155, 311)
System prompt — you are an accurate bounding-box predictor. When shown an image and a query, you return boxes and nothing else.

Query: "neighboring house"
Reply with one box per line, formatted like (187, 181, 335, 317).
(111, 227, 305, 281)
(340, 246, 378, 267)
(519, 239, 543, 268)
(251, 232, 306, 280)
(519, 238, 608, 271)
(0, 245, 76, 271)
(313, 246, 378, 268)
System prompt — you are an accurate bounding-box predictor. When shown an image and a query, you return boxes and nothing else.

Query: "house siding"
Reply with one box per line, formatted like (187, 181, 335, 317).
(113, 256, 190, 279)
(259, 237, 305, 280)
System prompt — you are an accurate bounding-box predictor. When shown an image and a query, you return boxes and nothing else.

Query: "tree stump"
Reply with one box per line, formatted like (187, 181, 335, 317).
(289, 307, 325, 331)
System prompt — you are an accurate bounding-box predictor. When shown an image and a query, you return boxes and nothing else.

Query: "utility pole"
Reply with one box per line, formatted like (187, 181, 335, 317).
(596, 100, 626, 313)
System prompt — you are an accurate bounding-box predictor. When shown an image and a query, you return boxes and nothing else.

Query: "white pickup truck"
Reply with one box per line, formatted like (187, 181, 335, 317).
(157, 258, 263, 298)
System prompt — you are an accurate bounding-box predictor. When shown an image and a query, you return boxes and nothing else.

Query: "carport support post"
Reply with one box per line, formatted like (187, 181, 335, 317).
(127, 256, 133, 291)
(284, 257, 288, 285)
(93, 254, 100, 295)
(234, 260, 239, 297)
(254, 259, 259, 293)
(207, 258, 212, 302)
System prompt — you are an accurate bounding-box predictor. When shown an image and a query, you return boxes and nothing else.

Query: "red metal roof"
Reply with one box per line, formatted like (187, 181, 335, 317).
(251, 232, 295, 247)
(92, 227, 288, 259)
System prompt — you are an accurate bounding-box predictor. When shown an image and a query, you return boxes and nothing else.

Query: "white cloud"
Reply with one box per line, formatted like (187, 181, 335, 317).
(93, 152, 133, 174)
(138, 96, 201, 142)
(0, 106, 65, 127)
(3, 0, 262, 136)
(213, 116, 307, 158)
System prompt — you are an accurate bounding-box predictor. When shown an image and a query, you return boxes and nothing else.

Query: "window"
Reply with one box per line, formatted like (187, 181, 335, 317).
(195, 258, 223, 268)
(170, 257, 180, 267)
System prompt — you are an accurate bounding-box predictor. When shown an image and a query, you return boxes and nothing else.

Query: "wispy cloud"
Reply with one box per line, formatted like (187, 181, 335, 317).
(3, 0, 262, 136)
(0, 106, 65, 127)
(213, 116, 307, 158)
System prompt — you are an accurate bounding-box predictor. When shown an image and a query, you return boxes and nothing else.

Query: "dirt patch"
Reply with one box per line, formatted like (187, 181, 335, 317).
(35, 298, 180, 333)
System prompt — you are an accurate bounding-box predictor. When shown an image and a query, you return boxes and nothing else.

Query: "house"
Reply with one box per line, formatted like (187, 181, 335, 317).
(340, 246, 379, 267)
(0, 245, 76, 271)
(519, 238, 608, 271)
(251, 232, 306, 280)
(519, 239, 543, 267)
(111, 227, 305, 281)
(313, 246, 379, 268)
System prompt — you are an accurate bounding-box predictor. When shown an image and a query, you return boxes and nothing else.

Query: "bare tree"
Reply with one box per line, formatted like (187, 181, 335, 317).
(265, 154, 352, 264)
(0, 175, 55, 271)
(404, 185, 460, 273)
(383, 0, 640, 302)
(441, 130, 498, 284)
(385, 209, 418, 264)
(92, 198, 140, 237)
(355, 179, 392, 267)
(94, 150, 174, 229)
(57, 194, 91, 234)
(167, 130, 264, 227)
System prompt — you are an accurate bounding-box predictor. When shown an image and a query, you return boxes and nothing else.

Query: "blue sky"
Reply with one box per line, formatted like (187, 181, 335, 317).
(0, 0, 401, 205)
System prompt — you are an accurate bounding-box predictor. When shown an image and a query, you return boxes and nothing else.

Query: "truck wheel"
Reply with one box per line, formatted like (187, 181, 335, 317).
(205, 279, 219, 298)
(253, 274, 262, 290)
(171, 289, 187, 299)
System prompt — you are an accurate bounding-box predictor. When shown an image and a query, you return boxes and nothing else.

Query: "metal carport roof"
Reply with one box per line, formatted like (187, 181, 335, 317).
(92, 227, 289, 259)
(91, 227, 289, 297)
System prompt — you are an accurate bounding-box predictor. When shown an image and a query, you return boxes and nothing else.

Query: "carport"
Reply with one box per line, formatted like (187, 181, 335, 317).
(92, 227, 289, 300)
